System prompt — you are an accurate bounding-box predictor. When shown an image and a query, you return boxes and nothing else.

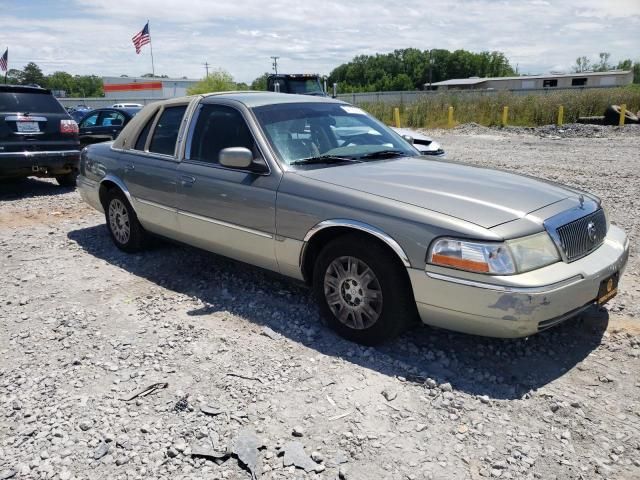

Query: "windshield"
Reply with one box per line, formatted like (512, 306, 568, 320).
(252, 103, 418, 166)
(284, 78, 323, 94)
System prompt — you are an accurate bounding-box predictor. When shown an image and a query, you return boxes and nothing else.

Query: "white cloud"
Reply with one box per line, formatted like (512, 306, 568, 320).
(2, 0, 639, 82)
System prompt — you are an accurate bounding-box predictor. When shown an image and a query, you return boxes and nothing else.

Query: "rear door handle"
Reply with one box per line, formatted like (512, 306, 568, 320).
(124, 163, 135, 172)
(180, 175, 196, 187)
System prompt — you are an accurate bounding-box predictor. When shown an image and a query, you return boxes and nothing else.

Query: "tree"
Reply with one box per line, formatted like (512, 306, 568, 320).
(5, 68, 24, 85)
(141, 73, 169, 78)
(573, 56, 591, 73)
(250, 72, 271, 90)
(186, 70, 236, 95)
(596, 52, 611, 72)
(616, 59, 633, 70)
(328, 48, 516, 92)
(21, 62, 45, 86)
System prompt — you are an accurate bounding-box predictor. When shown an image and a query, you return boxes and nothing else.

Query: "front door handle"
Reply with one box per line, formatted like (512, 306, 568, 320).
(180, 175, 196, 187)
(124, 163, 135, 172)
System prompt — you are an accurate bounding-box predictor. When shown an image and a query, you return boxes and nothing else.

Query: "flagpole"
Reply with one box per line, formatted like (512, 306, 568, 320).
(148, 21, 155, 77)
(4, 47, 7, 84)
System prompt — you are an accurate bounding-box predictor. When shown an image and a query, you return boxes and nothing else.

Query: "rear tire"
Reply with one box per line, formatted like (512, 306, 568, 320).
(604, 105, 640, 125)
(104, 189, 148, 253)
(55, 172, 78, 187)
(313, 234, 417, 345)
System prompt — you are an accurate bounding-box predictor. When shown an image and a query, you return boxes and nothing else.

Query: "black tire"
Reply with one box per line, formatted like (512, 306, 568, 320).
(55, 172, 78, 187)
(603, 105, 640, 125)
(313, 234, 417, 345)
(104, 189, 148, 253)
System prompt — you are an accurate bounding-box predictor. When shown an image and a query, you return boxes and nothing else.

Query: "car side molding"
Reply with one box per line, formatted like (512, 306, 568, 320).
(302, 219, 411, 268)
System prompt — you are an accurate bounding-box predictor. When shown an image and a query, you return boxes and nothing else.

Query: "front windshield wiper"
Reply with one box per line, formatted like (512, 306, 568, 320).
(356, 150, 408, 160)
(290, 155, 363, 166)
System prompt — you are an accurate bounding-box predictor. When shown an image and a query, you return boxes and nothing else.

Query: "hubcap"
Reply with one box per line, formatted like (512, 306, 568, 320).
(108, 198, 130, 245)
(324, 256, 383, 330)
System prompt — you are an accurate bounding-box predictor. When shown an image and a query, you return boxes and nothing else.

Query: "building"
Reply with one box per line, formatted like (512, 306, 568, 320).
(102, 76, 200, 99)
(427, 70, 633, 91)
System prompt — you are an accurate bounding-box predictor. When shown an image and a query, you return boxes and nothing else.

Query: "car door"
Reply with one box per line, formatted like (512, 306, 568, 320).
(79, 109, 125, 147)
(176, 101, 280, 271)
(122, 104, 187, 238)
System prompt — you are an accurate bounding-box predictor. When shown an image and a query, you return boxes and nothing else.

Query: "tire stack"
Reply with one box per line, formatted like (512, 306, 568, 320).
(604, 105, 640, 125)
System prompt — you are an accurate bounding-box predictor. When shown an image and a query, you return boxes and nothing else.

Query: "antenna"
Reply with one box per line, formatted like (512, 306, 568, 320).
(270, 56, 279, 75)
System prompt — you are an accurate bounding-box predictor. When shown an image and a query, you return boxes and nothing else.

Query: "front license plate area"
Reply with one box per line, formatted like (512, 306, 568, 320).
(597, 272, 619, 305)
(17, 121, 40, 133)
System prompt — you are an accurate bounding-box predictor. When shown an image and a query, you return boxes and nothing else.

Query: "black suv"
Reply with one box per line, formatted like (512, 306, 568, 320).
(0, 85, 80, 186)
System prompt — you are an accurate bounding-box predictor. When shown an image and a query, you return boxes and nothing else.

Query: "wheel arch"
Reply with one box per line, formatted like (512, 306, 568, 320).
(300, 219, 411, 284)
(99, 175, 136, 212)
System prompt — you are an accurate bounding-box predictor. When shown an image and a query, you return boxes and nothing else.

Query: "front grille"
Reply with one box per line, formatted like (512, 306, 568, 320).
(556, 209, 607, 261)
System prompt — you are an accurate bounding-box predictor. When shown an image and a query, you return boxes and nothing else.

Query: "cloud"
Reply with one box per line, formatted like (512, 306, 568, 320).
(2, 0, 638, 82)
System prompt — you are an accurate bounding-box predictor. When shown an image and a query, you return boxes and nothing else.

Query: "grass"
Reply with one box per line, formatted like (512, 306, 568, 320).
(359, 85, 640, 128)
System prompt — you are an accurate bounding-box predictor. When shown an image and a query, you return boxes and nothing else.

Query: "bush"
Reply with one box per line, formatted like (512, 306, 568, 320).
(360, 85, 640, 128)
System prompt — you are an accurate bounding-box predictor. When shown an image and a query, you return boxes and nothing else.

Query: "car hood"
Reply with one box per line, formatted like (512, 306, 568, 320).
(294, 157, 575, 228)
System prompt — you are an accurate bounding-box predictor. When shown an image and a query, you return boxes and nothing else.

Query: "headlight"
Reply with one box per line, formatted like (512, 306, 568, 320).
(429, 232, 560, 275)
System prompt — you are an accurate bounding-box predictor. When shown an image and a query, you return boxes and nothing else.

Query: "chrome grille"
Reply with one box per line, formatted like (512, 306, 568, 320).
(555, 209, 607, 261)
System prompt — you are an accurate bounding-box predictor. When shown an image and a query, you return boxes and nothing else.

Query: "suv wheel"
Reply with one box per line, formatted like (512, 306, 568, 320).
(55, 172, 78, 187)
(313, 234, 416, 345)
(105, 189, 148, 252)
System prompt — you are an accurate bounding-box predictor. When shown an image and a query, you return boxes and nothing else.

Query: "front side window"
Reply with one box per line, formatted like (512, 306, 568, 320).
(80, 113, 99, 128)
(148, 105, 187, 156)
(189, 104, 255, 164)
(252, 102, 418, 166)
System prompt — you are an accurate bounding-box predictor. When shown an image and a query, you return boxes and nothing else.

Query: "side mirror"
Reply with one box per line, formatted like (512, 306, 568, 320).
(402, 134, 414, 144)
(219, 147, 253, 169)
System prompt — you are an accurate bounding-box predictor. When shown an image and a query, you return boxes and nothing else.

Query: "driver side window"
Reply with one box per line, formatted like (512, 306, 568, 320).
(80, 113, 98, 128)
(189, 104, 256, 164)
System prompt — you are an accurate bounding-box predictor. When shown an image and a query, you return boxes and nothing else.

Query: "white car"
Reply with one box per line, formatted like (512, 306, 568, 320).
(392, 127, 444, 156)
(111, 103, 143, 109)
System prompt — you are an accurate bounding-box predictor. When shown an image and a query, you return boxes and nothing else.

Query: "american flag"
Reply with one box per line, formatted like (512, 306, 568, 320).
(132, 22, 151, 54)
(0, 48, 7, 72)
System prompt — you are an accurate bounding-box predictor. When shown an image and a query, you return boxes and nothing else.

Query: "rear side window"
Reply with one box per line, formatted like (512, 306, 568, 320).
(0, 91, 66, 113)
(148, 105, 187, 156)
(133, 112, 158, 151)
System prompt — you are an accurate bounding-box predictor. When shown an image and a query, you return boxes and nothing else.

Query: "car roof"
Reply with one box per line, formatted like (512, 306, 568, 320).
(197, 91, 345, 108)
(0, 84, 52, 95)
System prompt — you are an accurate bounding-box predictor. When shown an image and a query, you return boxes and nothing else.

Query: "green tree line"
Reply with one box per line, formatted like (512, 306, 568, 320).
(5, 62, 103, 97)
(574, 52, 640, 83)
(326, 48, 516, 93)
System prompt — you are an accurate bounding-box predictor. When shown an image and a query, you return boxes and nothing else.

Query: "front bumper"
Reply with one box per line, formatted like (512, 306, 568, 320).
(409, 225, 629, 338)
(0, 150, 80, 178)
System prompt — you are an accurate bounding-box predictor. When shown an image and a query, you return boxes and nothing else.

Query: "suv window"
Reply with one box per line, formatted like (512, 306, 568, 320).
(189, 104, 255, 164)
(0, 89, 66, 113)
(148, 105, 187, 156)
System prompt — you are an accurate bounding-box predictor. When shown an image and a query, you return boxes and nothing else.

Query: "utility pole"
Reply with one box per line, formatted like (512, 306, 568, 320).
(428, 49, 433, 91)
(270, 56, 279, 75)
(203, 62, 210, 77)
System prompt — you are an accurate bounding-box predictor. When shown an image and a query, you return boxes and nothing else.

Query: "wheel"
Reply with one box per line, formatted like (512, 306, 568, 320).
(104, 189, 148, 252)
(603, 105, 640, 125)
(313, 234, 416, 345)
(55, 171, 78, 187)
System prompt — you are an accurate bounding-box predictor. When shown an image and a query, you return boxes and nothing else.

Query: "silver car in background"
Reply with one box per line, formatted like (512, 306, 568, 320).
(78, 92, 629, 345)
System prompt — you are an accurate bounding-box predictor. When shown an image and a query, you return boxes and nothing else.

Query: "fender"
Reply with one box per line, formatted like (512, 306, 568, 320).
(100, 174, 137, 213)
(301, 219, 411, 268)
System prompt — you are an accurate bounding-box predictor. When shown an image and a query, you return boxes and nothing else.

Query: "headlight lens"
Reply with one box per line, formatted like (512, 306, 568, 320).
(506, 232, 560, 273)
(429, 239, 516, 274)
(429, 232, 560, 275)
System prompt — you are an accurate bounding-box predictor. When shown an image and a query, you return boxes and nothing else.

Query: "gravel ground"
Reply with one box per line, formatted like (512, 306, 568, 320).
(1, 126, 639, 480)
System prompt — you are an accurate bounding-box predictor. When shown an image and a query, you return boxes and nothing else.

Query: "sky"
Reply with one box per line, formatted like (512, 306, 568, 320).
(1, 0, 639, 83)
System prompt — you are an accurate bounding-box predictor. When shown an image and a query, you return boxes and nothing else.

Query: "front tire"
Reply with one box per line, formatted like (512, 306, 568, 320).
(104, 189, 148, 252)
(313, 234, 417, 345)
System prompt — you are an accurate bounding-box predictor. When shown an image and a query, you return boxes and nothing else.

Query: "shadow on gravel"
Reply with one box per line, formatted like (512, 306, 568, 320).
(68, 224, 607, 400)
(0, 177, 73, 200)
